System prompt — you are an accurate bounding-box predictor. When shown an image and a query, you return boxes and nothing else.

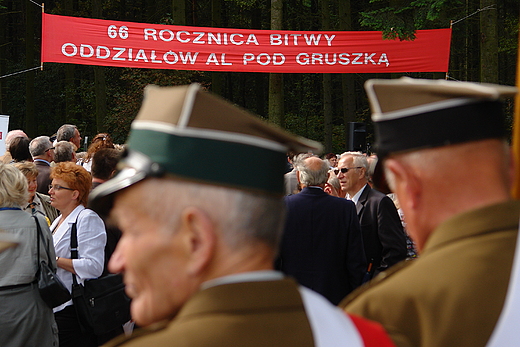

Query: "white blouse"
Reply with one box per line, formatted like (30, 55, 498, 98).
(51, 204, 106, 312)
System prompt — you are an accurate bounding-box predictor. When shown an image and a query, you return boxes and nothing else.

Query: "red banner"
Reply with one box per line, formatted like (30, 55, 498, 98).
(41, 13, 451, 73)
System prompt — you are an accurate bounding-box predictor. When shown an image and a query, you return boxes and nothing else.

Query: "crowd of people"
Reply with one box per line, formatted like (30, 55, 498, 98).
(0, 125, 122, 347)
(1, 77, 519, 347)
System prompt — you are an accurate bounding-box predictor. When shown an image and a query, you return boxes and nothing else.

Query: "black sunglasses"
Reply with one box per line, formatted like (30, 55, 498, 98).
(334, 167, 362, 175)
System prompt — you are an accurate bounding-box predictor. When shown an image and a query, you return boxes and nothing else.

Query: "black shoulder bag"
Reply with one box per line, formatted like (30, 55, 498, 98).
(34, 215, 71, 308)
(70, 213, 131, 335)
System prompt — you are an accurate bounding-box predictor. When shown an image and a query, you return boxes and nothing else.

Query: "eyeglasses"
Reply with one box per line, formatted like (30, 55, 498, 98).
(334, 167, 362, 175)
(45, 147, 55, 152)
(49, 184, 74, 191)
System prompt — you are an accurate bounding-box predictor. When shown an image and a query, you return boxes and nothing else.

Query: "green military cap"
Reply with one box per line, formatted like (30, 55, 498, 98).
(89, 84, 321, 215)
(365, 77, 517, 192)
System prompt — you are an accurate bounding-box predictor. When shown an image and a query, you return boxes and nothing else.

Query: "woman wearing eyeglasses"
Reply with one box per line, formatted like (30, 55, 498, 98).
(49, 162, 107, 347)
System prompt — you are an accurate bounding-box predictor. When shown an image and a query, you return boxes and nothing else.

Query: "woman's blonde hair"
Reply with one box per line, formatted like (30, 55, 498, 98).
(0, 163, 28, 207)
(13, 161, 38, 179)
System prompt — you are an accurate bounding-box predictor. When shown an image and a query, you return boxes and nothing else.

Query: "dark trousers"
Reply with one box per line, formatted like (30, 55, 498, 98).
(54, 305, 98, 347)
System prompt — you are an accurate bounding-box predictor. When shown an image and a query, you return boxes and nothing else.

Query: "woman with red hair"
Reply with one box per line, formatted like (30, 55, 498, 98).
(49, 162, 106, 347)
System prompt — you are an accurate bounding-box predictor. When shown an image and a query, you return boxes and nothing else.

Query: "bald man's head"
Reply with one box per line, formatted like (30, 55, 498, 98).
(297, 156, 329, 187)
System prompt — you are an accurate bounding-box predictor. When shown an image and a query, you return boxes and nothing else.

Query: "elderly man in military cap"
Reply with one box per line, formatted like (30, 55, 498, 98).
(341, 77, 519, 347)
(90, 84, 394, 347)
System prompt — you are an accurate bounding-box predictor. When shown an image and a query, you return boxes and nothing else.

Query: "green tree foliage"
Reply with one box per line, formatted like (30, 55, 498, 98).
(0, 0, 517, 153)
(360, 0, 461, 40)
(106, 68, 208, 144)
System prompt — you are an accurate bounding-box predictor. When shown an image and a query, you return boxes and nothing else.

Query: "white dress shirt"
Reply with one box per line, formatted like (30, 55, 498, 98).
(51, 204, 106, 312)
(348, 184, 368, 205)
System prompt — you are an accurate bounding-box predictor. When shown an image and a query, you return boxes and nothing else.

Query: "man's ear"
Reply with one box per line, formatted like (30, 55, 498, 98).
(384, 159, 421, 210)
(296, 170, 301, 185)
(324, 183, 332, 195)
(358, 166, 367, 180)
(179, 207, 216, 276)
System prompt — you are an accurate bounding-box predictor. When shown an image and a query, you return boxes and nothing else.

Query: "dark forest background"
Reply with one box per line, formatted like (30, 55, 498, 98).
(0, 0, 518, 153)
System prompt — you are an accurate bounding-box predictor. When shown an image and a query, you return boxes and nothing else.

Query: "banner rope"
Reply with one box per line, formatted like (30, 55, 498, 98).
(28, 0, 43, 8)
(0, 66, 41, 79)
(445, 75, 460, 82)
(451, 5, 496, 26)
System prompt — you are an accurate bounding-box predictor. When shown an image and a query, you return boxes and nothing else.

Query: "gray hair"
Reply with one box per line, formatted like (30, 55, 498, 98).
(29, 136, 52, 157)
(141, 178, 285, 252)
(327, 171, 341, 192)
(56, 124, 77, 142)
(340, 151, 369, 178)
(292, 152, 313, 168)
(54, 141, 75, 162)
(0, 163, 28, 207)
(295, 157, 329, 186)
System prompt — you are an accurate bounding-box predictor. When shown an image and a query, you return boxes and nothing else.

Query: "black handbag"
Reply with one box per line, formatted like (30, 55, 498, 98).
(70, 214, 131, 335)
(34, 215, 71, 309)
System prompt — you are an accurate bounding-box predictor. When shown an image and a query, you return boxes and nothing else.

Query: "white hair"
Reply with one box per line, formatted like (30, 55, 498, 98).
(340, 151, 369, 178)
(295, 157, 329, 186)
(141, 178, 286, 251)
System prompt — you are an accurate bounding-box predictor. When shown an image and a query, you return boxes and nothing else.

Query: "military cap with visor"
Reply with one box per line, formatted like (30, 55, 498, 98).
(366, 77, 517, 192)
(89, 84, 322, 215)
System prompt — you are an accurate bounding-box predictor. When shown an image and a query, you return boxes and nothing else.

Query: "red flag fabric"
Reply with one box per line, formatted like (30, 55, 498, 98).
(41, 13, 451, 74)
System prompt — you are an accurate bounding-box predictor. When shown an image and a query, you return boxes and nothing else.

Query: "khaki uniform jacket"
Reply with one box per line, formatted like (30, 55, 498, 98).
(35, 192, 60, 224)
(341, 200, 520, 347)
(105, 279, 316, 347)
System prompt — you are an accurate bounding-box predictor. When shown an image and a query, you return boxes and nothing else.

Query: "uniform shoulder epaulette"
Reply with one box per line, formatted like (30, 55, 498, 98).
(339, 260, 414, 309)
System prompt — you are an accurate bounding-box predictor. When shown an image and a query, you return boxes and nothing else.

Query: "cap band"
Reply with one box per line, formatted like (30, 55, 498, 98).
(374, 100, 505, 157)
(127, 128, 287, 195)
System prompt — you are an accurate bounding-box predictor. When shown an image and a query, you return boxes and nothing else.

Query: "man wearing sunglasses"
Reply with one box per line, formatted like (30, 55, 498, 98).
(337, 152, 407, 280)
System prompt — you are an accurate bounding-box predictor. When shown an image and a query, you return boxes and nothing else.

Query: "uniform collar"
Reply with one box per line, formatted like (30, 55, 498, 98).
(423, 200, 520, 256)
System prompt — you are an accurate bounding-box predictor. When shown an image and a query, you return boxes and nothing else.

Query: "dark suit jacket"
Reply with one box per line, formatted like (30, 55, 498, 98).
(356, 185, 407, 277)
(35, 160, 52, 195)
(277, 187, 366, 304)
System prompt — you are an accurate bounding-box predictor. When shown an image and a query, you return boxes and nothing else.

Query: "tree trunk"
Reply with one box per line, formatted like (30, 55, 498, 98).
(339, 0, 355, 152)
(0, 0, 7, 115)
(480, 0, 498, 83)
(322, 0, 332, 152)
(64, 0, 74, 124)
(269, 0, 284, 127)
(25, 0, 36, 136)
(173, 0, 186, 25)
(93, 0, 107, 133)
(211, 0, 224, 95)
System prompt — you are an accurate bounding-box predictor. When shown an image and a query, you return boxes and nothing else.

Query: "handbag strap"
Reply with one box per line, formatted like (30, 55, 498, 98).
(34, 215, 41, 276)
(70, 212, 81, 285)
(33, 215, 53, 269)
